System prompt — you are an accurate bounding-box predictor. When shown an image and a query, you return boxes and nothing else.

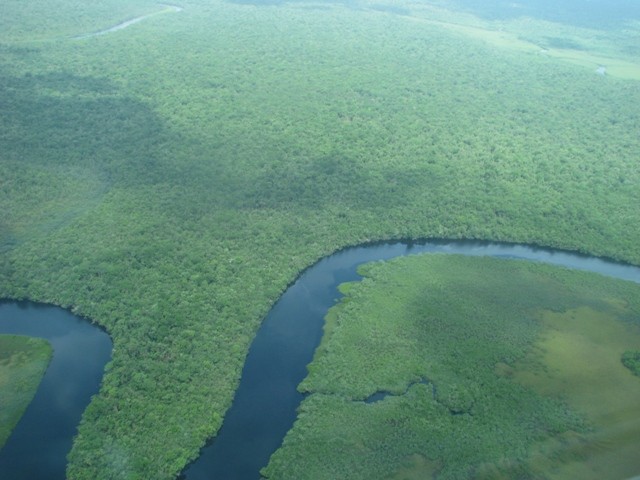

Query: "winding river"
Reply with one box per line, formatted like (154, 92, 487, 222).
(0, 302, 111, 479)
(1, 240, 639, 479)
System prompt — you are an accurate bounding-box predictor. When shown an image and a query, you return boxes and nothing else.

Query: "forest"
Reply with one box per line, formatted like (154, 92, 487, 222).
(0, 0, 639, 478)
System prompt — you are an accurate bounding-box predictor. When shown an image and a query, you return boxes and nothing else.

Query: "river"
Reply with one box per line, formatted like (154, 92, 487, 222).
(181, 240, 640, 479)
(0, 302, 111, 479)
(73, 5, 183, 39)
(1, 240, 639, 479)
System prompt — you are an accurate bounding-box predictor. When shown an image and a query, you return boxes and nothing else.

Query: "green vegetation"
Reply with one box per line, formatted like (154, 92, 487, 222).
(0, 0, 639, 478)
(514, 306, 640, 479)
(263, 255, 640, 479)
(622, 350, 640, 376)
(0, 335, 52, 449)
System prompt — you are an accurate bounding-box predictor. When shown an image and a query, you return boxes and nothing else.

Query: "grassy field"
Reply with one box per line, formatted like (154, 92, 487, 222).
(263, 254, 640, 479)
(0, 335, 52, 449)
(0, 0, 639, 477)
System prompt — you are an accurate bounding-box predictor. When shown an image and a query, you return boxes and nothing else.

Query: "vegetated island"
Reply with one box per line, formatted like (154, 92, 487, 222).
(263, 254, 640, 480)
(0, 335, 52, 449)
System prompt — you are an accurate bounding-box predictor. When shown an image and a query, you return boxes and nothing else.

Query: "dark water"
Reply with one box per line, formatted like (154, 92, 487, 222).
(225, 0, 640, 30)
(0, 301, 112, 480)
(182, 240, 640, 480)
(1, 241, 639, 480)
(448, 0, 640, 29)
(364, 379, 432, 404)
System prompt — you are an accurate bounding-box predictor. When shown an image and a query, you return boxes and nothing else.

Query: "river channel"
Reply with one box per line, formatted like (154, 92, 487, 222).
(1, 240, 639, 479)
(0, 302, 112, 479)
(73, 4, 183, 39)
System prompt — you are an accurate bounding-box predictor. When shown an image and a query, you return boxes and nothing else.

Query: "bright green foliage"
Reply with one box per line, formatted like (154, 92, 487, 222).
(0, 0, 639, 478)
(263, 255, 640, 479)
(0, 335, 52, 448)
(622, 350, 640, 376)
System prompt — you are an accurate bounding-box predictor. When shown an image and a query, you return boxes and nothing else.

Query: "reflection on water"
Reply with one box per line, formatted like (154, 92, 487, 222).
(74, 5, 183, 39)
(514, 306, 640, 479)
(0, 301, 112, 480)
(1, 242, 639, 479)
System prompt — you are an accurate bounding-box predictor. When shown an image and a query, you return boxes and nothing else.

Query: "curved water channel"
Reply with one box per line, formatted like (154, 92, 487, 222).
(0, 302, 112, 479)
(73, 4, 183, 39)
(181, 240, 640, 479)
(1, 240, 639, 479)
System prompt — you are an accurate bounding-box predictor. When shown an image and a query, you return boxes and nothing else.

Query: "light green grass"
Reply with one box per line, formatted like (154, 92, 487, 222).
(514, 307, 640, 479)
(398, 1, 640, 80)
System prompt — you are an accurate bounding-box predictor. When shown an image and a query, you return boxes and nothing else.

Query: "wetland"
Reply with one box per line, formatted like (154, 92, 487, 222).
(264, 252, 640, 480)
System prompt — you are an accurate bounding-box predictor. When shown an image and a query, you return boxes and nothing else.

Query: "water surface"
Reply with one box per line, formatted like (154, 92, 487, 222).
(0, 301, 112, 480)
(182, 240, 640, 479)
(74, 5, 183, 39)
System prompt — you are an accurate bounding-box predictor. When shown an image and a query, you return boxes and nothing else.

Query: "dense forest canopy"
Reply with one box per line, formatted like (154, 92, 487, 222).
(0, 335, 52, 449)
(0, 0, 639, 478)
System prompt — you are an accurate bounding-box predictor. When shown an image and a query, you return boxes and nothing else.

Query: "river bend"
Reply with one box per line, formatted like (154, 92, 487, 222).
(1, 240, 639, 479)
(181, 240, 640, 479)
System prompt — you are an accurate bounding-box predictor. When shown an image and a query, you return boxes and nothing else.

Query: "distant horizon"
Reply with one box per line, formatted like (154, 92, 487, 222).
(428, 0, 640, 29)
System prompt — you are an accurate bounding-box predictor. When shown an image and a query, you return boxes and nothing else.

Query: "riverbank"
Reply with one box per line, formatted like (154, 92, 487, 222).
(2, 1, 639, 477)
(263, 254, 640, 479)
